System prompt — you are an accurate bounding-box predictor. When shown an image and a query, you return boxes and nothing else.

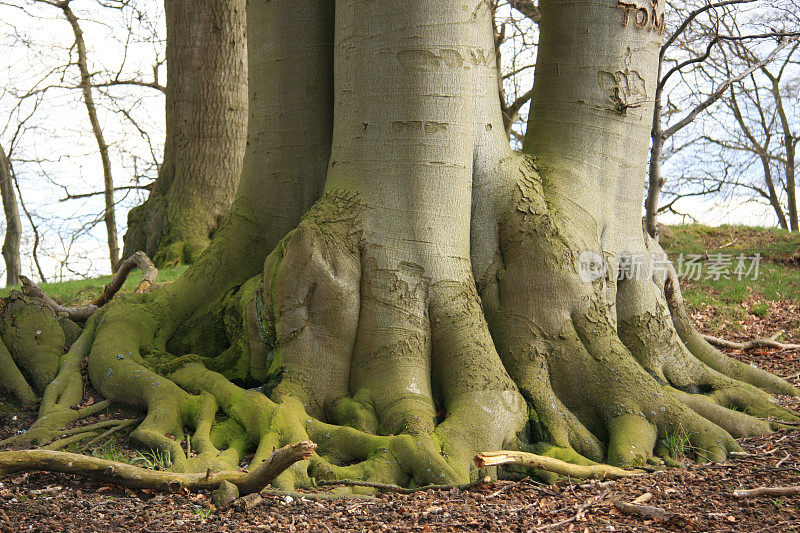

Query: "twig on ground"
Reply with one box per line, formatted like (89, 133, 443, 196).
(474, 450, 640, 480)
(0, 440, 316, 495)
(732, 485, 800, 498)
(534, 489, 610, 531)
(702, 332, 800, 352)
(613, 499, 689, 525)
(19, 251, 158, 322)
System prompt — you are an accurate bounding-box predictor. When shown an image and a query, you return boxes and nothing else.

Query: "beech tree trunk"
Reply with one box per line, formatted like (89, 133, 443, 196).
(121, 0, 248, 266)
(0, 145, 20, 287)
(7, 0, 798, 491)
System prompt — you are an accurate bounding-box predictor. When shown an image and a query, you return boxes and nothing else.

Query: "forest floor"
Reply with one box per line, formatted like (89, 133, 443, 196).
(2, 224, 800, 532)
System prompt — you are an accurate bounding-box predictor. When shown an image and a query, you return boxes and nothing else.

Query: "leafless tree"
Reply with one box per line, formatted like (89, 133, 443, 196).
(644, 0, 798, 237)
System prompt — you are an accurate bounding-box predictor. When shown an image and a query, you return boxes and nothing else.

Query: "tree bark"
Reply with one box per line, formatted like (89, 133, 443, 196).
(121, 0, 248, 266)
(0, 144, 21, 287)
(14, 0, 799, 493)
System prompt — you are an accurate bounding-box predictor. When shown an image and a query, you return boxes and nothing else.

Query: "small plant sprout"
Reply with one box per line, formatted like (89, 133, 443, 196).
(661, 426, 692, 460)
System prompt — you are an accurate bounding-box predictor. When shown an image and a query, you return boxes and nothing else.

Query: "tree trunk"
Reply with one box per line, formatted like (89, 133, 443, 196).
(765, 68, 798, 231)
(121, 0, 248, 266)
(15, 0, 798, 491)
(0, 145, 21, 287)
(60, 2, 119, 271)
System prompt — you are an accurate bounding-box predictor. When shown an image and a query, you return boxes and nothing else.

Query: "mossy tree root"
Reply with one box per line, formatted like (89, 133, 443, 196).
(652, 239, 799, 397)
(0, 441, 316, 495)
(0, 337, 37, 405)
(473, 160, 786, 469)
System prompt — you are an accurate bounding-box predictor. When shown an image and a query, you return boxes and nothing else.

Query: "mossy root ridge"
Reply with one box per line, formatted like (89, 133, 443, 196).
(7, 178, 795, 490)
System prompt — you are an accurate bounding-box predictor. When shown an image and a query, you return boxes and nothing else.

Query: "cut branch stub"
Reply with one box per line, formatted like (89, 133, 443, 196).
(18, 251, 158, 322)
(0, 441, 316, 495)
(475, 451, 640, 480)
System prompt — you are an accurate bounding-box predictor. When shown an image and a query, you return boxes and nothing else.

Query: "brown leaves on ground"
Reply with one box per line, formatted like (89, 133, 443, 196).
(2, 315, 800, 531)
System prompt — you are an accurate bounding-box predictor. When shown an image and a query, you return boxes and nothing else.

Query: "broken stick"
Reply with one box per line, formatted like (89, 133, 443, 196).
(19, 251, 158, 322)
(0, 440, 315, 495)
(732, 485, 800, 498)
(474, 450, 639, 480)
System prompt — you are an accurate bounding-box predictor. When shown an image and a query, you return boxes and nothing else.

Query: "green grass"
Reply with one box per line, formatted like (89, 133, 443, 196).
(660, 224, 800, 335)
(0, 265, 188, 306)
(91, 440, 133, 464)
(3, 223, 797, 336)
(660, 426, 692, 459)
(132, 448, 173, 470)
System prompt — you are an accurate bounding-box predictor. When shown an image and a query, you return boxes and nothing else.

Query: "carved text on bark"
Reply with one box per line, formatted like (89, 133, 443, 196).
(616, 0, 665, 35)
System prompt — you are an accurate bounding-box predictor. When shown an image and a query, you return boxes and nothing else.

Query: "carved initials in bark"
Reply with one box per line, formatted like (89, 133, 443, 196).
(617, 0, 665, 34)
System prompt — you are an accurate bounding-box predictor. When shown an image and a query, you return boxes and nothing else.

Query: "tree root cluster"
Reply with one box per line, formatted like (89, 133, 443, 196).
(2, 172, 800, 497)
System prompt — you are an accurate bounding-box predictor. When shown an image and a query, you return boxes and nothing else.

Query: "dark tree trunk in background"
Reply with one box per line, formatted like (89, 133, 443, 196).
(60, 1, 120, 270)
(0, 145, 20, 287)
(122, 0, 248, 266)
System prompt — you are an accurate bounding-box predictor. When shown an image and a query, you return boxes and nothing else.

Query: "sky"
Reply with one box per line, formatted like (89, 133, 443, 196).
(0, 0, 793, 282)
(0, 0, 165, 281)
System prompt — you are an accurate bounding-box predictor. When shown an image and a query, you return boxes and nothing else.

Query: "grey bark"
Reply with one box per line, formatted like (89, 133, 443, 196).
(121, 0, 248, 266)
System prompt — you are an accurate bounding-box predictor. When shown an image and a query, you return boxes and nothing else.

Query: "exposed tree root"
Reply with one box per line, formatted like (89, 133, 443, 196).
(0, 441, 316, 495)
(0, 337, 36, 405)
(19, 251, 157, 322)
(474, 451, 640, 480)
(42, 418, 141, 451)
(732, 485, 800, 498)
(1, 400, 111, 448)
(702, 333, 800, 352)
(660, 257, 799, 396)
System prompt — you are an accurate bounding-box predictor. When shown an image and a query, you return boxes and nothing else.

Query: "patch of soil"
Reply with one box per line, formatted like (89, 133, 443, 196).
(3, 316, 800, 532)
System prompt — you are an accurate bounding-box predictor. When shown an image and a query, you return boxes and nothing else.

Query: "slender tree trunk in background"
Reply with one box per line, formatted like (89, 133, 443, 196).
(645, 131, 665, 238)
(59, 1, 119, 271)
(763, 159, 790, 229)
(728, 87, 789, 230)
(767, 73, 798, 231)
(121, 0, 248, 266)
(0, 145, 21, 287)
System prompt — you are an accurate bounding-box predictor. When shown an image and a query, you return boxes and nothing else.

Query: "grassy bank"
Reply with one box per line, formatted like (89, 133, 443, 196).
(660, 224, 800, 336)
(2, 224, 798, 337)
